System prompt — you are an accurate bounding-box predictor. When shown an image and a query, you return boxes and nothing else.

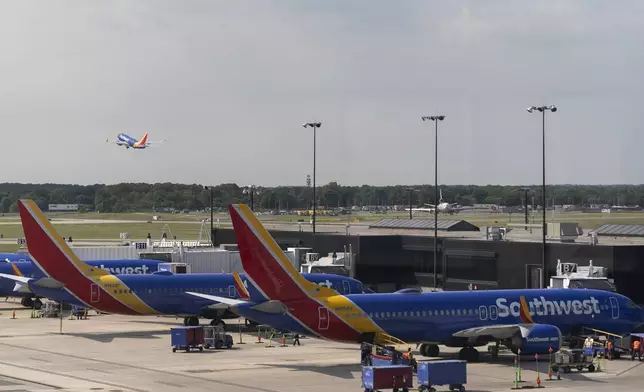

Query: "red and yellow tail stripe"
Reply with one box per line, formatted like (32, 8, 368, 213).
(229, 204, 391, 344)
(18, 200, 159, 315)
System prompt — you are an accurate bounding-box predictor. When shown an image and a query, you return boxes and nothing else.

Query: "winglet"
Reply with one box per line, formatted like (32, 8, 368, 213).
(228, 204, 337, 302)
(232, 271, 251, 300)
(18, 200, 108, 280)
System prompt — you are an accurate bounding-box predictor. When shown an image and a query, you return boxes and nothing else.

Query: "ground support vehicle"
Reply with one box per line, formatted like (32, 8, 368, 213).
(361, 365, 413, 392)
(171, 326, 205, 353)
(417, 360, 467, 392)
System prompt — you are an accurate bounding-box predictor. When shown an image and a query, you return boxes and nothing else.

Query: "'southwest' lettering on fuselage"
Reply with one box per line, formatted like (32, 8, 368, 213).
(497, 296, 601, 318)
(99, 265, 150, 275)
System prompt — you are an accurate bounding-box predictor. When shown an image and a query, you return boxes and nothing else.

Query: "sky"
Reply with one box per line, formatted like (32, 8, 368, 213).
(1, 0, 643, 187)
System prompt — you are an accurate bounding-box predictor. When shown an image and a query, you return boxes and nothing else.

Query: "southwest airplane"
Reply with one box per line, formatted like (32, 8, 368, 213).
(12, 199, 369, 327)
(106, 132, 167, 149)
(189, 204, 644, 362)
(0, 259, 163, 308)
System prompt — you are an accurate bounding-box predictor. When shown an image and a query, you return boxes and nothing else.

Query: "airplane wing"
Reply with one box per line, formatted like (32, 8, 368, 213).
(185, 292, 247, 309)
(453, 324, 534, 340)
(145, 138, 168, 145)
(185, 292, 288, 314)
(0, 273, 32, 284)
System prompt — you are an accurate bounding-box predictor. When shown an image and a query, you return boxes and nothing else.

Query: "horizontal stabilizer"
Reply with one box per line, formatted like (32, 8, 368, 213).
(250, 300, 287, 314)
(33, 277, 65, 289)
(185, 292, 248, 308)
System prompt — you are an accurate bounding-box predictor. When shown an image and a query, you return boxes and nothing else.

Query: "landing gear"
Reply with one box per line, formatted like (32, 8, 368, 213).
(210, 319, 225, 328)
(21, 297, 33, 308)
(458, 347, 479, 362)
(33, 298, 42, 310)
(183, 316, 199, 326)
(419, 343, 440, 357)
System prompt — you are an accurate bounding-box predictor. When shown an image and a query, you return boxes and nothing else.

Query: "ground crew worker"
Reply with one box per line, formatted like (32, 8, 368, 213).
(632, 339, 641, 361)
(606, 339, 613, 360)
(292, 333, 300, 346)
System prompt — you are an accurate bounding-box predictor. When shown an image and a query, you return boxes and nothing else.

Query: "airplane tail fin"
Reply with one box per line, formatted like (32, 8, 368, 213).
(232, 271, 251, 300)
(18, 200, 109, 282)
(139, 132, 149, 145)
(228, 204, 337, 302)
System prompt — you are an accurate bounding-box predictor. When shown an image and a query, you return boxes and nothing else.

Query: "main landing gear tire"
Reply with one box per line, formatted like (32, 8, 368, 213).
(210, 319, 225, 328)
(183, 316, 199, 326)
(419, 343, 440, 357)
(458, 347, 479, 362)
(21, 297, 33, 308)
(33, 298, 43, 310)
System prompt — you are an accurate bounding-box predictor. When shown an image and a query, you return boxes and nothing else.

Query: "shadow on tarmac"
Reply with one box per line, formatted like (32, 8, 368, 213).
(51, 329, 170, 342)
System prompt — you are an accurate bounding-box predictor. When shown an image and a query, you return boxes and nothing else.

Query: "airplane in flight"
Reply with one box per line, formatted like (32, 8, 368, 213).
(407, 189, 473, 215)
(7, 199, 369, 327)
(0, 259, 164, 309)
(194, 203, 644, 362)
(106, 132, 167, 149)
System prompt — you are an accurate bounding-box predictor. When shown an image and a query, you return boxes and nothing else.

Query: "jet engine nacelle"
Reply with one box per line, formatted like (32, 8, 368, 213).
(510, 324, 563, 355)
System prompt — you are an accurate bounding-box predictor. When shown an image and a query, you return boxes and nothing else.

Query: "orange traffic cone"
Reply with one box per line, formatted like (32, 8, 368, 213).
(281, 336, 287, 347)
(11, 310, 15, 319)
(256, 334, 262, 344)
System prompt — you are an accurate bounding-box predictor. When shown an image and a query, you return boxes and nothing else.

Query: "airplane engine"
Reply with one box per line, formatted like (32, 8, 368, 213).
(509, 324, 563, 355)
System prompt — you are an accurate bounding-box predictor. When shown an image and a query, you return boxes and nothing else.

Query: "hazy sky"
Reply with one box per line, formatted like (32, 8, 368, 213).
(1, 1, 643, 186)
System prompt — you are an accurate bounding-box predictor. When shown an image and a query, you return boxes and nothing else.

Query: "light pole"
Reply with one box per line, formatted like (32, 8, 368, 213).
(303, 122, 322, 235)
(243, 185, 258, 211)
(527, 105, 557, 288)
(204, 186, 214, 247)
(422, 115, 445, 289)
(407, 188, 418, 220)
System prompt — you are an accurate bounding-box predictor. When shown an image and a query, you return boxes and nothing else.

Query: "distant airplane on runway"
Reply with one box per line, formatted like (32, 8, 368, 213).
(106, 132, 167, 149)
(407, 189, 474, 215)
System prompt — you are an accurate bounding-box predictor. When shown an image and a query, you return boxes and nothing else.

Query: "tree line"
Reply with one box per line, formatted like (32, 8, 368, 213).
(0, 182, 642, 213)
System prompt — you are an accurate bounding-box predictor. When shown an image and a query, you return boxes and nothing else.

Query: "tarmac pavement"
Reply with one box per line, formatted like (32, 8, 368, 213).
(0, 301, 642, 392)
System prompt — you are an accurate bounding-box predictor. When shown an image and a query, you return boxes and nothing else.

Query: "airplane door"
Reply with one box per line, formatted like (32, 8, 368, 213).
(479, 305, 488, 321)
(90, 284, 100, 303)
(342, 281, 351, 294)
(228, 285, 235, 298)
(318, 307, 329, 330)
(610, 297, 619, 319)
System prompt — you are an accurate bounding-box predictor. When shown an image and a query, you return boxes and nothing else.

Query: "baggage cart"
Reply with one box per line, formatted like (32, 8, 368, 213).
(171, 326, 205, 353)
(203, 325, 234, 349)
(369, 353, 416, 371)
(361, 365, 413, 392)
(417, 360, 466, 392)
(551, 348, 595, 374)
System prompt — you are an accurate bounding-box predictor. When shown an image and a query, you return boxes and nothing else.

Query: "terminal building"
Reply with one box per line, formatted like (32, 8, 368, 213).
(208, 218, 644, 305)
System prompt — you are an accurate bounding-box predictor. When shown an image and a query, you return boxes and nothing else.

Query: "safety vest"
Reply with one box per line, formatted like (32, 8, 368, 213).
(633, 341, 640, 350)
(607, 341, 613, 350)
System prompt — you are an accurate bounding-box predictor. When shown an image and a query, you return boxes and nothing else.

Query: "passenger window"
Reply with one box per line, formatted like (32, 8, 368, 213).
(479, 306, 488, 320)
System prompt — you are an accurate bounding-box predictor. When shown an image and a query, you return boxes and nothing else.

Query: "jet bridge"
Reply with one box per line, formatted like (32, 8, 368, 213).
(548, 260, 616, 292)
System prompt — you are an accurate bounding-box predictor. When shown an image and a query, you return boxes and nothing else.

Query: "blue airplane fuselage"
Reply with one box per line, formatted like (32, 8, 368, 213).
(232, 288, 644, 344)
(25, 272, 367, 319)
(0, 259, 163, 298)
(117, 133, 137, 147)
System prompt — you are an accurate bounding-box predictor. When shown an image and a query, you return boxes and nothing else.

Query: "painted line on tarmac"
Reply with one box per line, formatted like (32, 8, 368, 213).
(0, 342, 281, 392)
(0, 360, 146, 392)
(616, 360, 644, 376)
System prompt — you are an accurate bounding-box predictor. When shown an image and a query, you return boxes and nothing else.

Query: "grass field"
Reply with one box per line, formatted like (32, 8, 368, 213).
(0, 211, 642, 241)
(0, 222, 208, 241)
(0, 244, 21, 253)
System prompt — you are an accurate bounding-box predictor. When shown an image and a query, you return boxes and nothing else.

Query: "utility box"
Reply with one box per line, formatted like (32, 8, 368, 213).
(547, 222, 583, 243)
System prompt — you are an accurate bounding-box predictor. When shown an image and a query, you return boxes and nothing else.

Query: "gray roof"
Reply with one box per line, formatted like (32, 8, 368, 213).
(593, 223, 644, 237)
(369, 218, 480, 232)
